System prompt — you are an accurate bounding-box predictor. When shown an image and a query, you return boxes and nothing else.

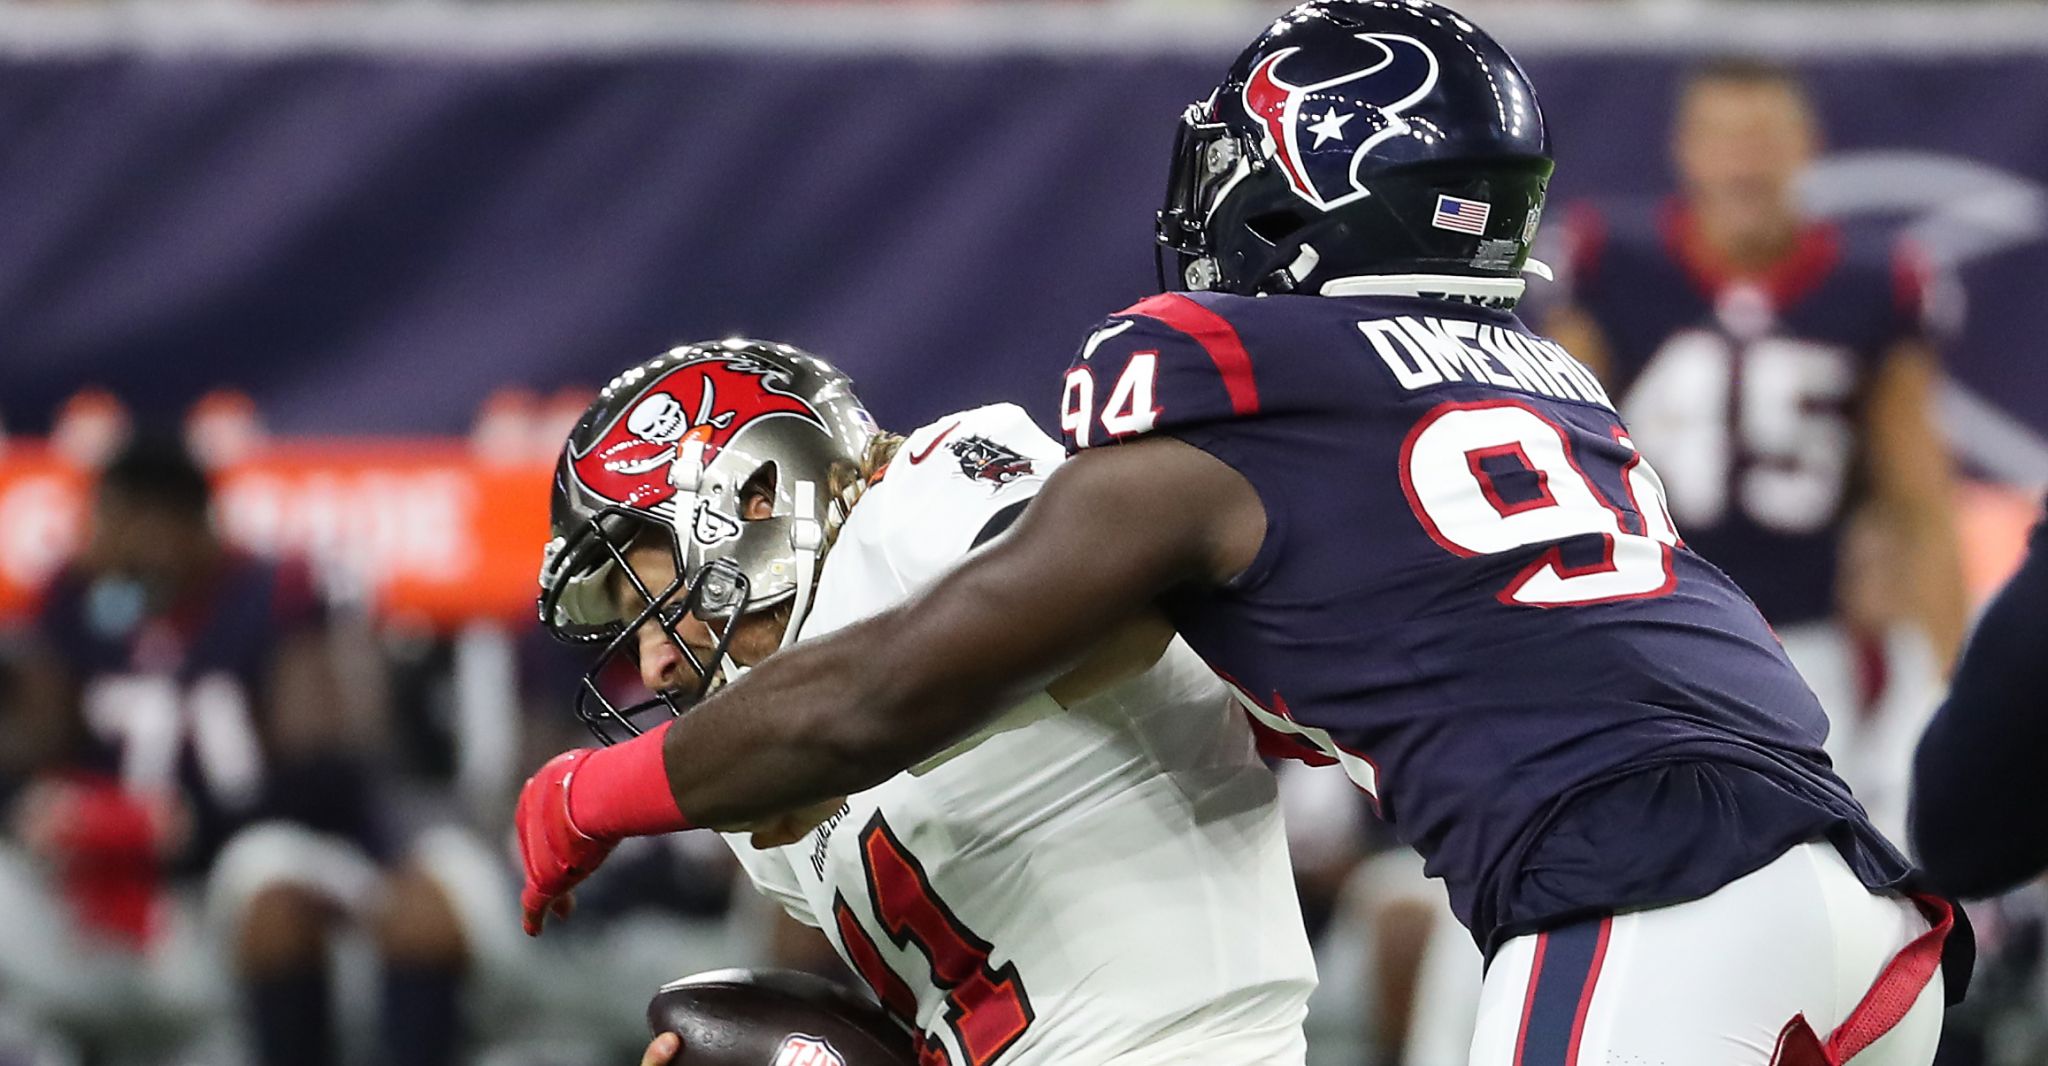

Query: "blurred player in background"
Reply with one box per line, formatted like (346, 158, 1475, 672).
(398, 627, 769, 1066)
(524, 341, 1316, 1065)
(0, 437, 464, 1066)
(1545, 59, 1966, 836)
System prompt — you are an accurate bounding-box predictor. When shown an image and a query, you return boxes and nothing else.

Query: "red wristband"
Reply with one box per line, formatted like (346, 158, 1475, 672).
(565, 720, 693, 838)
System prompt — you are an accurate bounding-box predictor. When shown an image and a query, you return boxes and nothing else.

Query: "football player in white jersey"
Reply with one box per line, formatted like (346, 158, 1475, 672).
(524, 340, 1316, 1066)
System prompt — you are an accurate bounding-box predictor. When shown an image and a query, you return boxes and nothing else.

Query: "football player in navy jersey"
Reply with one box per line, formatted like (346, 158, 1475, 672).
(1544, 61, 1966, 796)
(1911, 497, 2048, 898)
(517, 4, 1967, 1062)
(0, 438, 464, 1066)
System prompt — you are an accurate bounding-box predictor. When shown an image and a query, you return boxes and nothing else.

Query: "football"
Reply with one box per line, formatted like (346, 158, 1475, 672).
(646, 968, 916, 1065)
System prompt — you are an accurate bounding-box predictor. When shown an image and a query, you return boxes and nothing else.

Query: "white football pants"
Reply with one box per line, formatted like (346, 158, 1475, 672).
(1468, 841, 1947, 1066)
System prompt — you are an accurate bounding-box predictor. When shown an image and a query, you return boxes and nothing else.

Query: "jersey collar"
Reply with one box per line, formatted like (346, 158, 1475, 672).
(1660, 200, 1841, 312)
(1319, 273, 1529, 308)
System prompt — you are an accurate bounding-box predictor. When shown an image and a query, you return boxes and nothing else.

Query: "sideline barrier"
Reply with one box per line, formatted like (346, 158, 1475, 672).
(0, 438, 2033, 630)
(0, 442, 552, 629)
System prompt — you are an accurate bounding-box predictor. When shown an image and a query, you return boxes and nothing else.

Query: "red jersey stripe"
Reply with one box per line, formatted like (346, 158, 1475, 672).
(1121, 293, 1261, 416)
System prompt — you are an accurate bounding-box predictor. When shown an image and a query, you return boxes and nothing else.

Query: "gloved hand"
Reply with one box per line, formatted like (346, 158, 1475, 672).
(515, 749, 617, 936)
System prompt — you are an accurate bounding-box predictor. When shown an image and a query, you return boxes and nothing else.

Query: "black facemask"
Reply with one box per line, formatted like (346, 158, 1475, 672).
(540, 506, 752, 746)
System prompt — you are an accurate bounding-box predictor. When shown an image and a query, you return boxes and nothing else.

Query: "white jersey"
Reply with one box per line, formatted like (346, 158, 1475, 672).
(724, 404, 1315, 1066)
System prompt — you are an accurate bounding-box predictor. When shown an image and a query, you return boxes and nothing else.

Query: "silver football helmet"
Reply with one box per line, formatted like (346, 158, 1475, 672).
(538, 339, 875, 743)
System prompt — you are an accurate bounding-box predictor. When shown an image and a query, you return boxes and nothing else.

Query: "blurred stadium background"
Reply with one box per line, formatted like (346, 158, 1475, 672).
(0, 1, 2042, 1064)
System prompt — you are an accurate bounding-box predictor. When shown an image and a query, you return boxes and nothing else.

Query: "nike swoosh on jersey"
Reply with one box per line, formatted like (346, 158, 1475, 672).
(907, 420, 962, 464)
(1079, 319, 1135, 361)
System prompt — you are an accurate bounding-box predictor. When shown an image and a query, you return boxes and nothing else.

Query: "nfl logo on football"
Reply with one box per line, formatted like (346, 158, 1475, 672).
(773, 1034, 846, 1066)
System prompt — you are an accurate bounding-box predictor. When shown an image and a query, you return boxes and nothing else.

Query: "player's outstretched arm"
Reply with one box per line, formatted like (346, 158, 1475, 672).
(514, 434, 1262, 933)
(660, 434, 1263, 829)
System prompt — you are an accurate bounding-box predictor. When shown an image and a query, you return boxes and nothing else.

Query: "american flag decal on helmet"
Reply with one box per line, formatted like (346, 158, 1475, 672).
(1431, 194, 1492, 236)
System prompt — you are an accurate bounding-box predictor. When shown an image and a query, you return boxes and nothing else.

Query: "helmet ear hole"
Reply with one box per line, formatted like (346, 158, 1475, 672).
(1247, 209, 1310, 246)
(738, 462, 779, 521)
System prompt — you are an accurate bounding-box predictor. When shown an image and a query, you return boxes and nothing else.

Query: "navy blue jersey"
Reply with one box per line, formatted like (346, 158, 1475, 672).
(1911, 496, 2048, 898)
(1061, 289, 1910, 953)
(1558, 201, 1931, 627)
(34, 554, 380, 872)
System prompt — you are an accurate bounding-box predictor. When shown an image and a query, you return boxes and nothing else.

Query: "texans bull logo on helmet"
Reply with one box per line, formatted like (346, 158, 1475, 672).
(1242, 32, 1440, 211)
(572, 356, 825, 510)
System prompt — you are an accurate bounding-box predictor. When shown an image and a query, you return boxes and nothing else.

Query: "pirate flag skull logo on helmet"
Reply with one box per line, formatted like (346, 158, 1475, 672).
(571, 355, 824, 512)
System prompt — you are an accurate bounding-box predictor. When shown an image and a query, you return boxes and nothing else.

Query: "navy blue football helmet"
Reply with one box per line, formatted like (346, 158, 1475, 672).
(1158, 0, 1552, 304)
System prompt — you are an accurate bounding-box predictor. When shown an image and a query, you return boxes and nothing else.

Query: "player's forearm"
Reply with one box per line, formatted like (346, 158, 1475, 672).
(1901, 504, 1968, 670)
(650, 441, 1248, 828)
(559, 619, 987, 839)
(659, 606, 1016, 828)
(1865, 341, 1966, 667)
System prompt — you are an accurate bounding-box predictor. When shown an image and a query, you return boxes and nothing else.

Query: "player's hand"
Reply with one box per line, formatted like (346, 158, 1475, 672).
(639, 1032, 682, 1066)
(516, 750, 618, 937)
(735, 796, 845, 849)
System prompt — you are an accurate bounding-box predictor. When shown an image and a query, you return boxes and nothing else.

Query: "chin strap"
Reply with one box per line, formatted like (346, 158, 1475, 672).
(690, 477, 826, 696)
(668, 438, 709, 493)
(779, 481, 824, 652)
(664, 435, 713, 574)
